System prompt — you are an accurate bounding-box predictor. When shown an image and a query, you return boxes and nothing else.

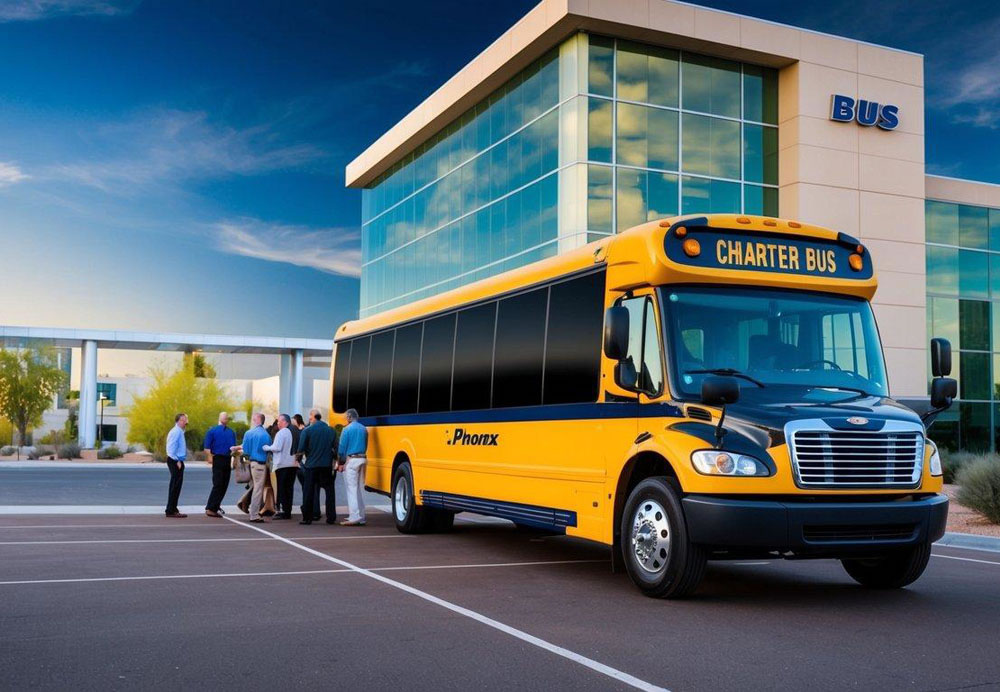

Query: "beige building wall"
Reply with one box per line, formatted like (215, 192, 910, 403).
(777, 39, 926, 397)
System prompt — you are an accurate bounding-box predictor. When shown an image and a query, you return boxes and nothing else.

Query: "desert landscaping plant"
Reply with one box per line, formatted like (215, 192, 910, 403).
(956, 457, 1000, 525)
(126, 359, 235, 457)
(97, 446, 124, 459)
(57, 443, 82, 460)
(939, 449, 978, 484)
(0, 445, 15, 456)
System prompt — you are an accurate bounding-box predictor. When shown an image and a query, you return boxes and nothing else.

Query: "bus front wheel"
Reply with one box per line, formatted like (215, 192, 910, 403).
(841, 542, 931, 589)
(620, 476, 706, 599)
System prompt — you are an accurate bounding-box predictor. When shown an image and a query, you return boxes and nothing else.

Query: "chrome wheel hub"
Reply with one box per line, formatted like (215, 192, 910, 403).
(394, 476, 410, 522)
(631, 499, 670, 574)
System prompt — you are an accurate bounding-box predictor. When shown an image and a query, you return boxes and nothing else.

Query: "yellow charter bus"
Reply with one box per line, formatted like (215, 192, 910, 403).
(330, 214, 956, 598)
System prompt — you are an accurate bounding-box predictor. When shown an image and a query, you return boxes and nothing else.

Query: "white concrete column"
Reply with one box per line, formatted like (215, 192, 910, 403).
(278, 353, 292, 413)
(79, 340, 98, 448)
(289, 349, 304, 415)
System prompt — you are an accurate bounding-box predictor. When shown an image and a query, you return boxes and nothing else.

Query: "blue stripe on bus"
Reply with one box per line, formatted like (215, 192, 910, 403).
(420, 490, 577, 531)
(357, 401, 683, 427)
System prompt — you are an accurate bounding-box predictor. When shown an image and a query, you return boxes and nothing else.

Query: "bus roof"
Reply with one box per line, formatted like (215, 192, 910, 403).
(336, 214, 878, 341)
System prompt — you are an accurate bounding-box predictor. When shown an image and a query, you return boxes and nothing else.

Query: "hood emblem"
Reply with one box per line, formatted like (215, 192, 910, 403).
(846, 416, 869, 425)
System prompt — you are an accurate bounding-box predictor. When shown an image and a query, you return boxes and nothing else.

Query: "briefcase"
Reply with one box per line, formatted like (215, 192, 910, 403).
(233, 454, 252, 484)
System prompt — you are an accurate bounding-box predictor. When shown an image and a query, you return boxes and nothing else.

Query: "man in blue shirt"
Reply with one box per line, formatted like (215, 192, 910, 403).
(164, 413, 188, 518)
(238, 413, 272, 523)
(203, 411, 237, 518)
(296, 408, 339, 525)
(336, 408, 369, 526)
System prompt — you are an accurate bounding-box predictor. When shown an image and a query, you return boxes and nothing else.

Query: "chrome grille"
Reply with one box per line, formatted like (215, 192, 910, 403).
(788, 423, 923, 488)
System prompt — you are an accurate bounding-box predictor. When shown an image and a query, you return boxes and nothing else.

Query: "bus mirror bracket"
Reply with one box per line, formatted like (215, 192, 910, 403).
(701, 377, 740, 448)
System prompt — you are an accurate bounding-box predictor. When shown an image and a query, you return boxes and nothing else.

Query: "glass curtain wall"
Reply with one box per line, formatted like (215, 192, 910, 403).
(576, 35, 779, 238)
(925, 199, 1000, 451)
(359, 33, 780, 318)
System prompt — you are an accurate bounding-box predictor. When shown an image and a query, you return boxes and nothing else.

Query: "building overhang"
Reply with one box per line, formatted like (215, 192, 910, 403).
(345, 0, 920, 189)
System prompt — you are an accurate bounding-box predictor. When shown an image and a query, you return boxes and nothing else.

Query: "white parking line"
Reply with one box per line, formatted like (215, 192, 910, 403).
(0, 559, 607, 586)
(225, 516, 667, 692)
(932, 553, 1000, 566)
(0, 534, 410, 546)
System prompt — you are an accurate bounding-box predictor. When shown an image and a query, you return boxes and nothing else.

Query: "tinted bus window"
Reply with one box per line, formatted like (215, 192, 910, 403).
(347, 336, 371, 416)
(419, 314, 456, 412)
(452, 302, 497, 411)
(493, 288, 548, 408)
(366, 331, 395, 416)
(544, 272, 605, 404)
(391, 324, 422, 415)
(332, 341, 351, 413)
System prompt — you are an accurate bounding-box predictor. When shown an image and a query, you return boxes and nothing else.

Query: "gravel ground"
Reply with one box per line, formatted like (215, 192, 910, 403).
(944, 483, 1000, 537)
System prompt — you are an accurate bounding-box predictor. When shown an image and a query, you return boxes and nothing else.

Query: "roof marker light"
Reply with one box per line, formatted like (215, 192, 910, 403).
(849, 253, 864, 271)
(763, 219, 777, 227)
(856, 244, 864, 254)
(683, 238, 701, 257)
(675, 226, 688, 238)
(658, 220, 672, 227)
(788, 221, 801, 228)
(736, 216, 751, 224)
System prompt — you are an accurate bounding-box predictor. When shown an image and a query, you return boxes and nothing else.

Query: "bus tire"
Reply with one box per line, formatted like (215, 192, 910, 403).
(620, 476, 706, 599)
(841, 542, 931, 589)
(429, 509, 455, 532)
(391, 461, 429, 534)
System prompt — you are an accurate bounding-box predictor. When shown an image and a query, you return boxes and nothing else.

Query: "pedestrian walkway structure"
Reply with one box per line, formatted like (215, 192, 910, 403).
(0, 326, 332, 448)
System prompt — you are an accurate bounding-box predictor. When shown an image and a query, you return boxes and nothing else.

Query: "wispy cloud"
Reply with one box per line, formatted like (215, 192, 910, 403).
(0, 161, 28, 187)
(43, 108, 329, 193)
(923, 16, 1000, 130)
(212, 218, 361, 278)
(0, 0, 138, 22)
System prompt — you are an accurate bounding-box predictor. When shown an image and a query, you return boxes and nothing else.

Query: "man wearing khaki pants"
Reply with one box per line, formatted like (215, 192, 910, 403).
(336, 408, 368, 526)
(236, 413, 271, 523)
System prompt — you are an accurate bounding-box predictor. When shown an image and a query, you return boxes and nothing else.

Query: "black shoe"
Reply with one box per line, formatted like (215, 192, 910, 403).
(272, 513, 288, 520)
(325, 519, 337, 525)
(217, 508, 226, 515)
(313, 515, 321, 521)
(299, 520, 312, 525)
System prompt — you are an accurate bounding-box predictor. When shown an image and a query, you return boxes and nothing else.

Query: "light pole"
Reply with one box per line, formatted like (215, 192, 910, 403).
(98, 392, 108, 448)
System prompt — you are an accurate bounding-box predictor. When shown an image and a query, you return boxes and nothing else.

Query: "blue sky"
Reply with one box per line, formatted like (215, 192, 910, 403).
(1, 0, 998, 339)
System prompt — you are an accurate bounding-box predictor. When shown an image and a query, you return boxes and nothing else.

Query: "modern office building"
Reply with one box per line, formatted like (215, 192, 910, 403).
(347, 0, 1000, 451)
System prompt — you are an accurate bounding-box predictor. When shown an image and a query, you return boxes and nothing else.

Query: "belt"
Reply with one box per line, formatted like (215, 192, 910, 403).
(347, 454, 366, 459)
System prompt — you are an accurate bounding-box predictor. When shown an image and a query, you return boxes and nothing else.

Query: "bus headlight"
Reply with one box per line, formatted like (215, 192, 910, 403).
(927, 439, 942, 477)
(691, 450, 770, 477)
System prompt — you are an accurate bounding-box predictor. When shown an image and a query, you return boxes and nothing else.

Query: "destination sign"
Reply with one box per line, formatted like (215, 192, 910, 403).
(663, 227, 872, 280)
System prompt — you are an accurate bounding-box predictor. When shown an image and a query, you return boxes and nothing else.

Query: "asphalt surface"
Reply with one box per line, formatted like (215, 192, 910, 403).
(0, 464, 383, 509)
(0, 508, 999, 691)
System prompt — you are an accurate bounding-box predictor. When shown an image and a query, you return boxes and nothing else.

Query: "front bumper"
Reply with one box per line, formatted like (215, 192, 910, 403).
(682, 493, 948, 556)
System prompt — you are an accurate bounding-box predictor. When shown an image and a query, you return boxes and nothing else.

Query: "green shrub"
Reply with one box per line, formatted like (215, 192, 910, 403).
(956, 458, 1000, 524)
(0, 445, 14, 456)
(38, 430, 67, 446)
(940, 450, 981, 484)
(97, 446, 123, 459)
(57, 443, 81, 460)
(230, 421, 249, 442)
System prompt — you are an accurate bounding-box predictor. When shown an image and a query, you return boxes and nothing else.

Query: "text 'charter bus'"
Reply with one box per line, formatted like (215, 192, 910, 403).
(330, 214, 956, 598)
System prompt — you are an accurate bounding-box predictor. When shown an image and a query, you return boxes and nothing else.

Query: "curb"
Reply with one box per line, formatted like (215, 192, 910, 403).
(936, 532, 1000, 554)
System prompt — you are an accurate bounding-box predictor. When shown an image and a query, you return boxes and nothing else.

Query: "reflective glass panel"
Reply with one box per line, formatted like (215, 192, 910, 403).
(681, 54, 740, 118)
(681, 176, 740, 215)
(682, 113, 740, 180)
(743, 184, 779, 216)
(743, 64, 778, 124)
(588, 35, 614, 97)
(926, 201, 959, 245)
(959, 250, 989, 298)
(960, 402, 991, 452)
(960, 300, 990, 351)
(961, 352, 990, 400)
(616, 40, 678, 107)
(926, 245, 959, 295)
(588, 164, 614, 234)
(588, 98, 613, 163)
(743, 123, 778, 185)
(616, 102, 678, 170)
(617, 168, 679, 231)
(959, 205, 989, 250)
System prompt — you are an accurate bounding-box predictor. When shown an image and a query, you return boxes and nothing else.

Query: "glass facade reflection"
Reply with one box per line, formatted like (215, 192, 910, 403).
(926, 199, 1000, 452)
(360, 34, 779, 317)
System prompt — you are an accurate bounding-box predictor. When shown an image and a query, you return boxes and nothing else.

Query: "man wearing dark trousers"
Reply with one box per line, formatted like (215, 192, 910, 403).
(291, 414, 319, 520)
(297, 408, 338, 525)
(165, 413, 188, 518)
(203, 411, 237, 518)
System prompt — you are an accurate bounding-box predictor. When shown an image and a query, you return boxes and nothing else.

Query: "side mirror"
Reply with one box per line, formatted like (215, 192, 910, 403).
(930, 338, 952, 377)
(603, 306, 629, 361)
(930, 377, 957, 410)
(701, 376, 740, 407)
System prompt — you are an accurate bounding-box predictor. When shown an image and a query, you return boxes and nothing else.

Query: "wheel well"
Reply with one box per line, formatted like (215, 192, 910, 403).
(613, 452, 679, 545)
(391, 451, 409, 482)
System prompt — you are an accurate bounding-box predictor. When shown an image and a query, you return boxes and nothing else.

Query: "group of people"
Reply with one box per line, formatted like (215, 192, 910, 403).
(163, 408, 369, 527)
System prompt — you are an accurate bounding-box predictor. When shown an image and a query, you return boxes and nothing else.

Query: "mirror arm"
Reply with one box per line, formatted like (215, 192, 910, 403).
(714, 405, 728, 449)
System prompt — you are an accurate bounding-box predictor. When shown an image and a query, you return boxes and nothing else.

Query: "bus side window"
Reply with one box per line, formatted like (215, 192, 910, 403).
(332, 340, 351, 413)
(347, 336, 371, 417)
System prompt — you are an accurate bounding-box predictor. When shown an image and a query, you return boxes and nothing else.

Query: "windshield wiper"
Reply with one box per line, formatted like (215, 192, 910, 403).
(684, 368, 765, 388)
(809, 384, 873, 397)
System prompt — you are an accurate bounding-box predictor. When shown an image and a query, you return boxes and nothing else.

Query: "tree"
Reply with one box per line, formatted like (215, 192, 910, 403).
(184, 352, 217, 379)
(0, 347, 67, 453)
(125, 359, 235, 459)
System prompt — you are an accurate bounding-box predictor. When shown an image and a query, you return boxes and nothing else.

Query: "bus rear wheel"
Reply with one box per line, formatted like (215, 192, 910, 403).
(841, 542, 931, 589)
(391, 461, 453, 533)
(620, 476, 706, 599)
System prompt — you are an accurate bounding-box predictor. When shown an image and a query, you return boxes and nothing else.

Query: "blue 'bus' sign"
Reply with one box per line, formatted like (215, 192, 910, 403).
(830, 94, 899, 131)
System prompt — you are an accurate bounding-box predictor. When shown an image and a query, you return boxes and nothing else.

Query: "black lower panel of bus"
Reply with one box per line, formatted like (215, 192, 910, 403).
(420, 490, 577, 532)
(681, 493, 948, 557)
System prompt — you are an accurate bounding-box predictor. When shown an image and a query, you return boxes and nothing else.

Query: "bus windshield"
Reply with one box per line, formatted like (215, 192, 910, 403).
(662, 286, 888, 399)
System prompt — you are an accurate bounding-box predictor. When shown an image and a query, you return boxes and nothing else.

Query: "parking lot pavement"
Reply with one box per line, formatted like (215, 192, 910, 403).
(1, 512, 999, 692)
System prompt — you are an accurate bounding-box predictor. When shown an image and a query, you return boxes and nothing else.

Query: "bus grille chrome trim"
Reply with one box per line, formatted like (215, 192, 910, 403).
(786, 419, 924, 489)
